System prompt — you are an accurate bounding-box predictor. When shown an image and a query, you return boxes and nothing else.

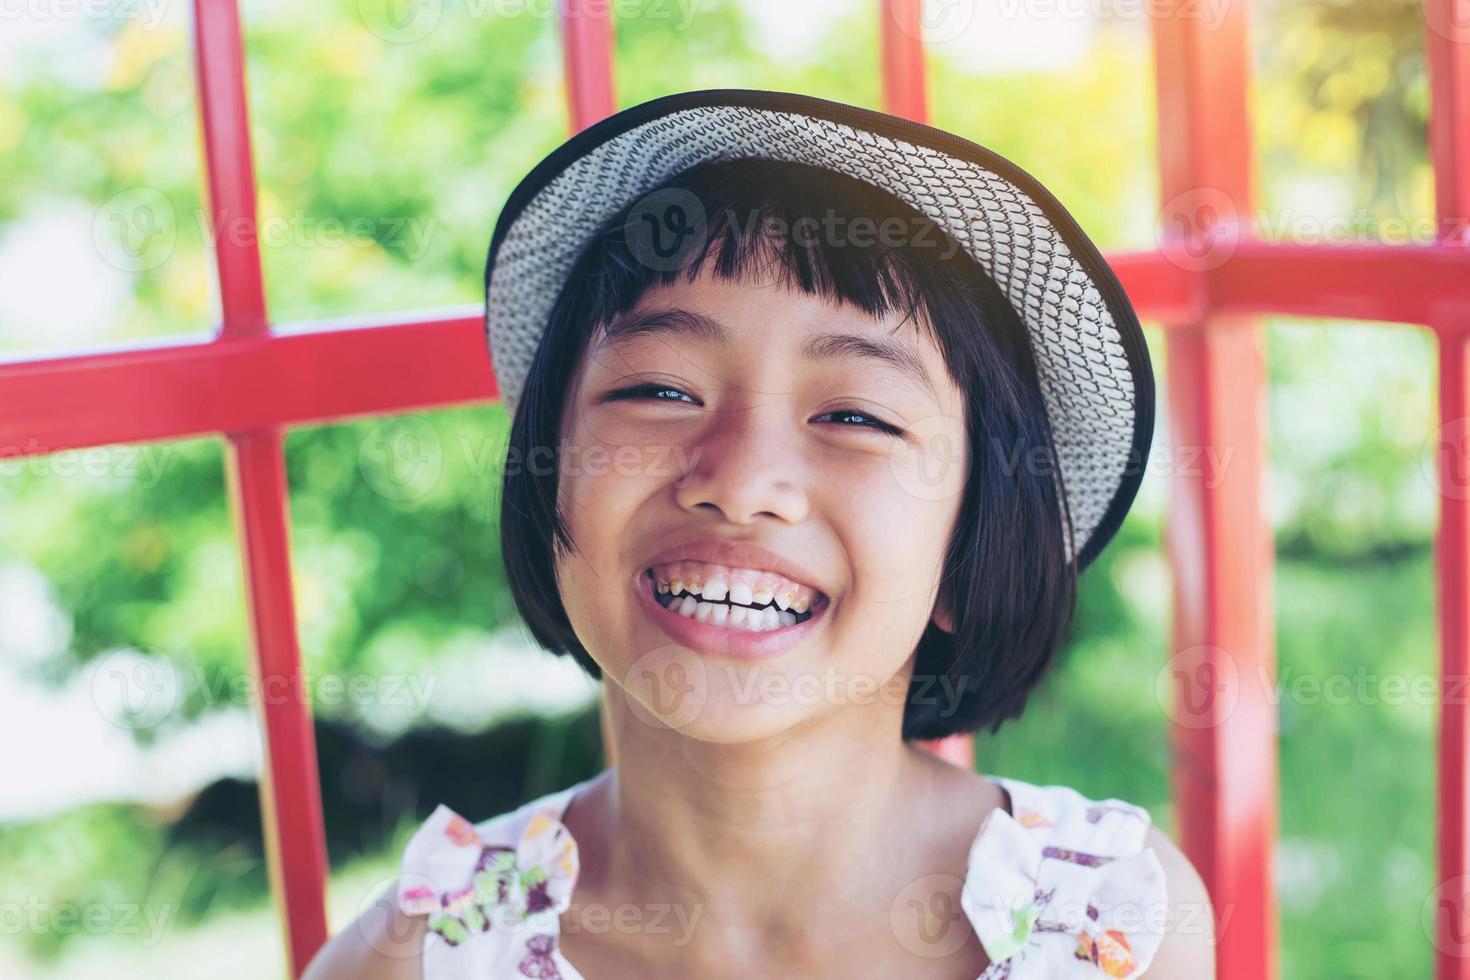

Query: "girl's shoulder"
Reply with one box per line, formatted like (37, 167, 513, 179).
(966, 772, 1171, 979)
(391, 777, 595, 978)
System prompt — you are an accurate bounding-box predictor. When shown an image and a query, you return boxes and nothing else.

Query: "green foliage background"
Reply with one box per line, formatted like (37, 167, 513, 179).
(0, 0, 1448, 975)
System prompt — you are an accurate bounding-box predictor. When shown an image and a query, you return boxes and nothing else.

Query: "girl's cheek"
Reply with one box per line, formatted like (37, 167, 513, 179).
(555, 418, 676, 551)
(590, 419, 705, 500)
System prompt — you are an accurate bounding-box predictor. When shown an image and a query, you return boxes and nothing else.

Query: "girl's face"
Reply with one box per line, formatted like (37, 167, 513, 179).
(554, 261, 970, 743)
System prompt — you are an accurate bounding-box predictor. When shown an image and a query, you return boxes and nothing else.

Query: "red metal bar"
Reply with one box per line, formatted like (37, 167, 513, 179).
(1209, 242, 1470, 326)
(1437, 331, 1470, 980)
(1152, 3, 1276, 979)
(880, 0, 928, 124)
(225, 428, 329, 978)
(559, 0, 617, 131)
(1109, 249, 1208, 326)
(1160, 319, 1277, 978)
(1427, 2, 1470, 976)
(0, 312, 488, 458)
(192, 0, 267, 338)
(192, 0, 328, 974)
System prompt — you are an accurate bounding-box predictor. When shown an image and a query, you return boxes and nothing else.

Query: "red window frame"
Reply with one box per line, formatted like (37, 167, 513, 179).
(1, 2, 1467, 978)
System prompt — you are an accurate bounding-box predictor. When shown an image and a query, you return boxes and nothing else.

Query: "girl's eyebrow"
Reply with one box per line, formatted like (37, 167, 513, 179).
(600, 306, 938, 402)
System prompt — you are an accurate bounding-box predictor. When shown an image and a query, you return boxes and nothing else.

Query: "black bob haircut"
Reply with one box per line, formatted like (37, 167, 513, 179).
(498, 157, 1079, 740)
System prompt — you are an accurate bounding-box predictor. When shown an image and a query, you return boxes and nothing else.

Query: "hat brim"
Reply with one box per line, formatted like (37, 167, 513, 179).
(484, 88, 1154, 572)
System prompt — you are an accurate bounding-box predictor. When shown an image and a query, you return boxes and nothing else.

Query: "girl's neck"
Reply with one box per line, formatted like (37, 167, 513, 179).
(565, 704, 989, 959)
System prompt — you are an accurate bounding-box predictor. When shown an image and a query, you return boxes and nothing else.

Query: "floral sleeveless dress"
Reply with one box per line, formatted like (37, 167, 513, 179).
(396, 771, 1169, 979)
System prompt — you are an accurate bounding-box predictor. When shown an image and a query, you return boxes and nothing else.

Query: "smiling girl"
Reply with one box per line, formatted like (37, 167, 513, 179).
(306, 90, 1215, 980)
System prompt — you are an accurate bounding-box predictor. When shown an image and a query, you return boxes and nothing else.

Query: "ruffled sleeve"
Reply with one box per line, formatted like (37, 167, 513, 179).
(394, 801, 580, 977)
(961, 783, 1168, 979)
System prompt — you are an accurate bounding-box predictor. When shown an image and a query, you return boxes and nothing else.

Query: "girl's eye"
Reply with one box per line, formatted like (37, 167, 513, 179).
(604, 382, 698, 404)
(814, 409, 906, 437)
(605, 384, 905, 437)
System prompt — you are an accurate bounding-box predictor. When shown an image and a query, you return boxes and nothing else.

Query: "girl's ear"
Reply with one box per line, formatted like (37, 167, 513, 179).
(931, 585, 956, 634)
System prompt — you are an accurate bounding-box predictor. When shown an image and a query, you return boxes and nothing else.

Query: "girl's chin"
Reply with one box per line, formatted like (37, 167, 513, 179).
(604, 640, 819, 741)
(608, 649, 911, 747)
(624, 699, 820, 745)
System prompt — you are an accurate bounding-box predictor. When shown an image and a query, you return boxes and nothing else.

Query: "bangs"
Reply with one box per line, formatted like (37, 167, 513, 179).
(576, 158, 954, 362)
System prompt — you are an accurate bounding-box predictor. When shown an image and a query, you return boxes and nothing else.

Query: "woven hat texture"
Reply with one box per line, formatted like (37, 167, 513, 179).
(484, 89, 1153, 570)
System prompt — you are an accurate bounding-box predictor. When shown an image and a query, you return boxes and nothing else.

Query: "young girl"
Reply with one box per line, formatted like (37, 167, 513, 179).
(306, 89, 1214, 980)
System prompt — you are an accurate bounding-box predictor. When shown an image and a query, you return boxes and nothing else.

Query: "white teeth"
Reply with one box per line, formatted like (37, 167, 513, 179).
(665, 598, 789, 633)
(648, 563, 825, 618)
(656, 573, 809, 633)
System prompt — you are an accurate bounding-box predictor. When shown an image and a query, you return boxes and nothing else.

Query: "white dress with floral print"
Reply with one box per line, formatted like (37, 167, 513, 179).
(396, 770, 1169, 979)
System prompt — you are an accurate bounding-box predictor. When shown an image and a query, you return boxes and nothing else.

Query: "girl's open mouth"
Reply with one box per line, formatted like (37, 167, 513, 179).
(645, 567, 824, 632)
(635, 561, 831, 659)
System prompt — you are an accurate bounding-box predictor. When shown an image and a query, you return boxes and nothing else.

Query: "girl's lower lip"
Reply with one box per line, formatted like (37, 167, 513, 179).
(633, 570, 828, 661)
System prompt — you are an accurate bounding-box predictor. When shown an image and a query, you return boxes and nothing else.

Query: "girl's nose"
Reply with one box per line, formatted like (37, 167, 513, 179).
(672, 403, 810, 526)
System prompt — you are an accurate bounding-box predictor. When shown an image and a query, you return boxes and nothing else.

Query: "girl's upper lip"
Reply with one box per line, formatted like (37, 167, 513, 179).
(641, 537, 829, 597)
